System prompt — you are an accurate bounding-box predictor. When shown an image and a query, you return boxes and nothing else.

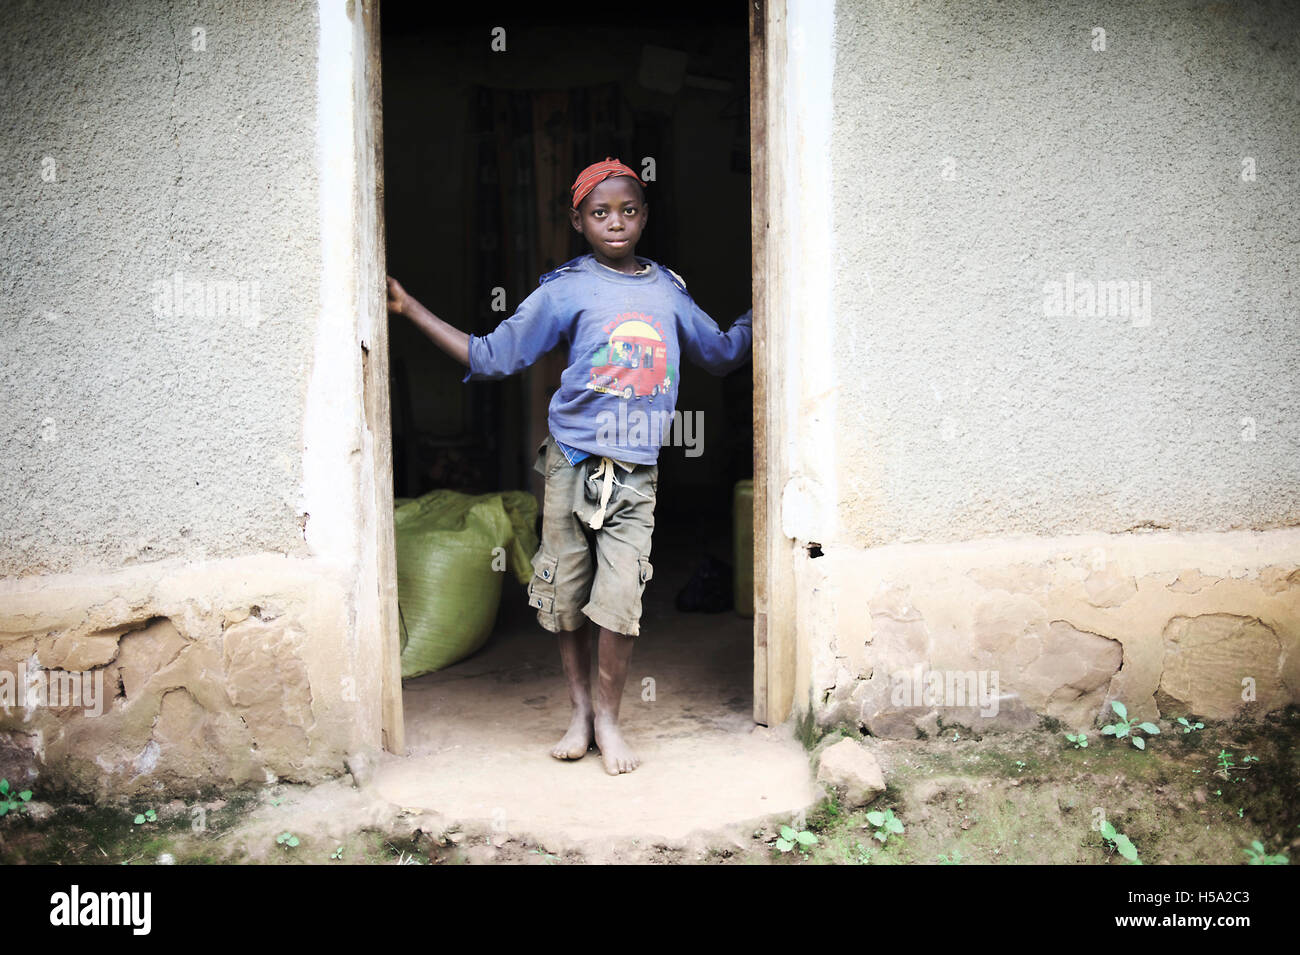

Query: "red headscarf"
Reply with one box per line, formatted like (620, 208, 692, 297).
(571, 157, 645, 209)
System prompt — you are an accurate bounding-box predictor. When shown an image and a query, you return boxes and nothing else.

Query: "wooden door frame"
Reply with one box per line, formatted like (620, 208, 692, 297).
(750, 0, 796, 727)
(359, 0, 404, 756)
(367, 0, 793, 745)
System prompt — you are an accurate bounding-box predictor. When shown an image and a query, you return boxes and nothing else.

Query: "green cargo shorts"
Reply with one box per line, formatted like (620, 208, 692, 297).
(526, 433, 658, 637)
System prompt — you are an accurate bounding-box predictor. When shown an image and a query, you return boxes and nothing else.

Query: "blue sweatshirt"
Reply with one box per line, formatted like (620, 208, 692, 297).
(463, 254, 753, 465)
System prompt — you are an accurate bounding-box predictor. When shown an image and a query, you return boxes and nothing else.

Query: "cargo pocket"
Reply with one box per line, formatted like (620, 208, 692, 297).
(532, 438, 550, 478)
(527, 551, 558, 612)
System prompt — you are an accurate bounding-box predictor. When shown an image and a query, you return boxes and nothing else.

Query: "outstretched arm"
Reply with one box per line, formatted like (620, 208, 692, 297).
(680, 303, 753, 375)
(387, 276, 469, 367)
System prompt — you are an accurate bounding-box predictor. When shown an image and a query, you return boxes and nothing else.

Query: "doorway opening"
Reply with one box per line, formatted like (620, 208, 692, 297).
(373, 1, 801, 842)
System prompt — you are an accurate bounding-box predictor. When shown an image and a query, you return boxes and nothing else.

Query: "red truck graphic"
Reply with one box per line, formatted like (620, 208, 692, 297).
(587, 318, 668, 399)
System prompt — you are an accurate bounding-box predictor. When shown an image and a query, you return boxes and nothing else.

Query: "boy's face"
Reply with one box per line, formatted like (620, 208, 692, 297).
(570, 176, 648, 272)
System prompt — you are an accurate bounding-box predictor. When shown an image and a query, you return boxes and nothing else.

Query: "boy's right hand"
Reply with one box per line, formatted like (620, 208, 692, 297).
(386, 276, 411, 317)
(384, 276, 471, 367)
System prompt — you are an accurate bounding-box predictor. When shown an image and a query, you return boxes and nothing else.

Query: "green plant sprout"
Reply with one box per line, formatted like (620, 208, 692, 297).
(775, 824, 818, 854)
(0, 780, 33, 816)
(1099, 819, 1141, 864)
(938, 850, 963, 865)
(276, 832, 300, 849)
(866, 808, 905, 845)
(1065, 732, 1089, 749)
(1175, 717, 1204, 734)
(529, 848, 559, 865)
(1241, 755, 1259, 764)
(1243, 840, 1288, 865)
(1100, 701, 1161, 749)
(1014, 760, 1027, 772)
(132, 809, 157, 825)
(1237, 808, 1244, 818)
(1215, 750, 1235, 779)
(331, 846, 344, 860)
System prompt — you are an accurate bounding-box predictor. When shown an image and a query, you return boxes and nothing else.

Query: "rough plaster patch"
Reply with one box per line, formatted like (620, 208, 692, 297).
(966, 561, 1056, 595)
(0, 635, 38, 673)
(811, 529, 1300, 736)
(133, 739, 160, 776)
(0, 552, 365, 797)
(154, 688, 208, 746)
(1167, 568, 1219, 594)
(222, 617, 316, 751)
(38, 631, 123, 670)
(971, 593, 1048, 656)
(1022, 621, 1122, 728)
(1084, 568, 1138, 608)
(1158, 614, 1287, 720)
(867, 615, 930, 668)
(867, 583, 923, 622)
(1259, 566, 1300, 596)
(115, 619, 188, 700)
(857, 698, 929, 739)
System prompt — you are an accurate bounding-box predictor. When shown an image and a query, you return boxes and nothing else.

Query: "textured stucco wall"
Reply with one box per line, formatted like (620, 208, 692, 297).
(1, 0, 321, 576)
(829, 0, 1300, 548)
(0, 1, 386, 797)
(774, 0, 1300, 732)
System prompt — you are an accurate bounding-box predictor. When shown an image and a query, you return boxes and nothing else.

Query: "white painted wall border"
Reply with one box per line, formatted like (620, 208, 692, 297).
(780, 0, 838, 546)
(301, 0, 362, 572)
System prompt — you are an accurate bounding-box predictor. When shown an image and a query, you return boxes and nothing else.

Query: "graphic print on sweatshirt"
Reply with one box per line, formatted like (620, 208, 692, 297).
(463, 254, 752, 465)
(586, 313, 676, 400)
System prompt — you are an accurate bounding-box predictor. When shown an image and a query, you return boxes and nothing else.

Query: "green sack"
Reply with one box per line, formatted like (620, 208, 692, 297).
(394, 489, 538, 678)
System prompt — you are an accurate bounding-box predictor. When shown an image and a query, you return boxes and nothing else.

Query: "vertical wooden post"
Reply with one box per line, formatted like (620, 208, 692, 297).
(751, 0, 795, 728)
(749, 0, 769, 726)
(360, 0, 404, 755)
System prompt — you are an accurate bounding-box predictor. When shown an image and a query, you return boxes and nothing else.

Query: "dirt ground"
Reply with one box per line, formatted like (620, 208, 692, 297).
(3, 708, 1295, 866)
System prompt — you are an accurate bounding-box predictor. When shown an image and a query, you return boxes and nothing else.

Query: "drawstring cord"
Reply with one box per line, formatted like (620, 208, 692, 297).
(586, 457, 653, 530)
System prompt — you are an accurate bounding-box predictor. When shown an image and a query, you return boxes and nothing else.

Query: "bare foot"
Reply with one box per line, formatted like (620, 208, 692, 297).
(550, 708, 594, 760)
(593, 715, 640, 775)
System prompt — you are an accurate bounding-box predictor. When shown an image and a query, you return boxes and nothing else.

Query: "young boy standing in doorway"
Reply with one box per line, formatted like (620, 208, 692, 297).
(386, 158, 752, 774)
